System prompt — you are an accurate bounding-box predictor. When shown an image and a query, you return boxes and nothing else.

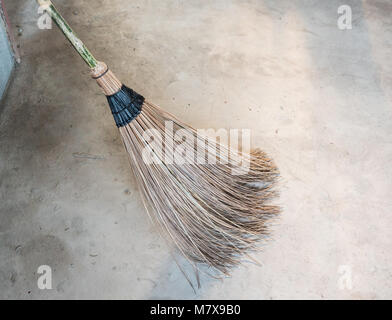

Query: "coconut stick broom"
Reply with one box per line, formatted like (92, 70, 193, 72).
(37, 0, 280, 276)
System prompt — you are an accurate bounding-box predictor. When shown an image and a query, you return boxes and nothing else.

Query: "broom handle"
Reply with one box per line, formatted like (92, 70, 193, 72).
(37, 0, 98, 68)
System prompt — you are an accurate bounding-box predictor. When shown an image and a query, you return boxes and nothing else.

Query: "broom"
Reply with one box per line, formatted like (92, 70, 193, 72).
(37, 0, 280, 277)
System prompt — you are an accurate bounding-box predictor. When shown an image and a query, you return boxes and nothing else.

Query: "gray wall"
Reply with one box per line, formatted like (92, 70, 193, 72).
(0, 14, 14, 100)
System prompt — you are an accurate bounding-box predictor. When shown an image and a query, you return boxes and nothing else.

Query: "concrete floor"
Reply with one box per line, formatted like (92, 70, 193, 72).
(0, 0, 391, 299)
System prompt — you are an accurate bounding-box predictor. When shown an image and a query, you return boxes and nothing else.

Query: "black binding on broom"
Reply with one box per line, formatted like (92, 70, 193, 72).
(92, 67, 109, 79)
(107, 85, 144, 127)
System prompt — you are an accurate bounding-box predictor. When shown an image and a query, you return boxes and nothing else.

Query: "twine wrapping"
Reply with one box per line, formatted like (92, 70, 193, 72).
(91, 62, 122, 96)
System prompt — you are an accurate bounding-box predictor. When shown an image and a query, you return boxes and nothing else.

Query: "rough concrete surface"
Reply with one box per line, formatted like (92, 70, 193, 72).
(0, 0, 391, 299)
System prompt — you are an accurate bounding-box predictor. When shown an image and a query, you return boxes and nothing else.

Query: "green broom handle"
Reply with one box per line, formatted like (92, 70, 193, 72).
(37, 0, 98, 68)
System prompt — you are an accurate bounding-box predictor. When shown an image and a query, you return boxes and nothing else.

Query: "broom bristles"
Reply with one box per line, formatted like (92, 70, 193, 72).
(119, 100, 280, 275)
(91, 62, 280, 276)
